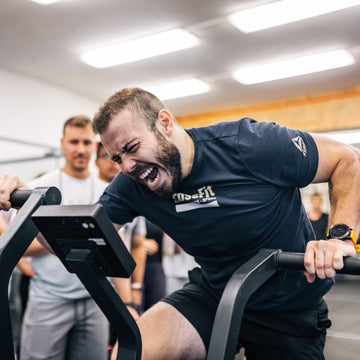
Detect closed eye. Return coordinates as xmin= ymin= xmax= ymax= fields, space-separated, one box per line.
xmin=111 ymin=142 xmax=139 ymax=164
xmin=127 ymin=143 xmax=139 ymax=153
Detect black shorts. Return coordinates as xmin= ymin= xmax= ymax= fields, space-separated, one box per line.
xmin=162 ymin=267 xmax=332 ymax=360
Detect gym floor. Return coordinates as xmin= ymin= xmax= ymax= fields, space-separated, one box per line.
xmin=235 ymin=275 xmax=360 ymax=360
xmin=324 ymin=275 xmax=360 ymax=360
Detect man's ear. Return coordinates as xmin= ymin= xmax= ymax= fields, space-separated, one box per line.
xmin=157 ymin=109 xmax=174 ymax=136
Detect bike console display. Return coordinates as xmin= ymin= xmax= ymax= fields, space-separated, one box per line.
xmin=31 ymin=203 xmax=135 ymax=278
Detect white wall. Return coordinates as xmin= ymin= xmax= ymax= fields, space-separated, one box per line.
xmin=0 ymin=69 xmax=101 ymax=181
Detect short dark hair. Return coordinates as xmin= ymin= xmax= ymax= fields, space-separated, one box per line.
xmin=93 ymin=88 xmax=165 ymax=134
xmin=63 ymin=115 xmax=92 ymax=136
xmin=96 ymin=142 xmax=105 ymax=158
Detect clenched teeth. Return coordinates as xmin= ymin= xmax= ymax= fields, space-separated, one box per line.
xmin=140 ymin=167 xmax=154 ymax=180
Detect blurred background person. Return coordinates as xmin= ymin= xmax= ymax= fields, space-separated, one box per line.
xmin=307 ymin=191 xmax=329 ymax=240
xmin=140 ymin=219 xmax=167 ymax=312
xmin=162 ymin=235 xmax=198 ymax=295
xmin=20 ymin=115 xmax=109 ymax=360
xmin=95 ymin=142 xmax=121 ymax=184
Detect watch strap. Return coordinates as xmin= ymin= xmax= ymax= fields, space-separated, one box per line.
xmin=327 ymin=227 xmax=360 ymax=253
xmin=131 ymin=282 xmax=143 ymax=290
xmin=347 ymin=229 xmax=360 ymax=253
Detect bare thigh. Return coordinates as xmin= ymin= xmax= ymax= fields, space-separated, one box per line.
xmin=138 ymin=301 xmax=206 ymax=360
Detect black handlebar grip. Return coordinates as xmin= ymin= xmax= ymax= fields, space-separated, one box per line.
xmin=9 ymin=189 xmax=33 ymax=208
xmin=9 ymin=187 xmax=62 ymax=208
xmin=277 ymin=251 xmax=360 ymax=275
xmin=40 ymin=187 xmax=62 ymax=205
xmin=277 ymin=252 xmax=304 ymax=270
xmin=338 ymin=256 xmax=360 ymax=275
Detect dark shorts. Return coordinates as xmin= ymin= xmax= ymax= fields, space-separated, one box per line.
xmin=162 ymin=267 xmax=332 ymax=360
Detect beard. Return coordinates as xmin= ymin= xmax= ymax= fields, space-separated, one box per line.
xmin=129 ymin=129 xmax=183 ymax=198
xmin=153 ymin=137 xmax=182 ymax=198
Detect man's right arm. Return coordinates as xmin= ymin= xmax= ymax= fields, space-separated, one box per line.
xmin=24 ymin=236 xmax=52 ymax=256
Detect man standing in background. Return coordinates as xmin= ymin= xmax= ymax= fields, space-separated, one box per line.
xmin=95 ymin=142 xmax=122 ymax=184
xmin=20 ymin=115 xmax=109 ymax=360
xmin=307 ymin=191 xmax=329 ymax=240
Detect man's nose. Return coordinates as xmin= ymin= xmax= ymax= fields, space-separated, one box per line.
xmin=121 ymin=157 xmax=136 ymax=174
xmin=76 ymin=142 xmax=87 ymax=153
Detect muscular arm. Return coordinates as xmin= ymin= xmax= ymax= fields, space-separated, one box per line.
xmin=312 ymin=133 xmax=360 ymax=232
xmin=304 ymin=134 xmax=360 ymax=282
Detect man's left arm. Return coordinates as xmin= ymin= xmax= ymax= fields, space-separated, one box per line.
xmin=304 ymin=133 xmax=360 ymax=282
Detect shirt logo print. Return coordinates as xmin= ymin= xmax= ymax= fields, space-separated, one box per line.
xmin=172 ymin=185 xmax=219 ymax=212
xmin=291 ymin=136 xmax=307 ymax=157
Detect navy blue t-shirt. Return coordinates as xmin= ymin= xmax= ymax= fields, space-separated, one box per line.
xmin=99 ymin=118 xmax=333 ymax=311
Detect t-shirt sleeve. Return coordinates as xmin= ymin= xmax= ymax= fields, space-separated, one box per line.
xmin=98 ymin=173 xmax=138 ymax=225
xmin=132 ymin=216 xmax=147 ymax=236
xmin=238 ymin=118 xmax=318 ymax=188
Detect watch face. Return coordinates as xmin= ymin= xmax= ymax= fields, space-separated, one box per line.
xmin=331 ymin=224 xmax=350 ymax=238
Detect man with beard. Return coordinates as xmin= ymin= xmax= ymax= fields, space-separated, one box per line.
xmin=18 ymin=116 xmax=110 ymax=360
xmin=93 ymin=88 xmax=360 ymax=360
xmin=1 ymin=88 xmax=360 ymax=360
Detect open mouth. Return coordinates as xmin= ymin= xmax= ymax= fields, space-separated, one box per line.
xmin=139 ymin=166 xmax=159 ymax=187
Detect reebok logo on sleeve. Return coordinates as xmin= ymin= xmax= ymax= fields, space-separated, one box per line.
xmin=292 ymin=136 xmax=307 ymax=157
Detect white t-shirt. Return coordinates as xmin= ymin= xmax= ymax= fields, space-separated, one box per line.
xmin=119 ymin=216 xmax=146 ymax=249
xmin=28 ymin=169 xmax=107 ymax=302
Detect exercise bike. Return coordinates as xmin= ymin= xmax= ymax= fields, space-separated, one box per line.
xmin=1 ymin=188 xmax=359 ymax=360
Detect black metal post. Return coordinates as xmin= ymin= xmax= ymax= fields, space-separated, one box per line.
xmin=208 ymin=249 xmax=360 ymax=360
xmin=0 ymin=187 xmax=61 ymax=360
xmin=65 ymin=249 xmax=142 ymax=360
xmin=207 ymin=249 xmax=280 ymax=360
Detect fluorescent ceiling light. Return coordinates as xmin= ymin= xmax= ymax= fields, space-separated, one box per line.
xmin=81 ymin=28 xmax=199 ymax=68
xmin=144 ymin=79 xmax=210 ymax=101
xmin=233 ymin=49 xmax=355 ymax=85
xmin=29 ymin=0 xmax=61 ymax=4
xmin=228 ymin=0 xmax=360 ymax=33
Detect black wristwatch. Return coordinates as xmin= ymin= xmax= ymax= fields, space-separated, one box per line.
xmin=327 ymin=223 xmax=353 ymax=240
xmin=327 ymin=223 xmax=359 ymax=252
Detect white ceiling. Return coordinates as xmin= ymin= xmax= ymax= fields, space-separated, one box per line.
xmin=1 ymin=0 xmax=360 ymax=117
xmin=1 ymin=0 xmax=360 ymax=176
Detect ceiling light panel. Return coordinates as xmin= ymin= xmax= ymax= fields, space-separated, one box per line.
xmin=29 ymin=0 xmax=61 ymax=4
xmin=233 ymin=49 xmax=355 ymax=85
xmin=228 ymin=0 xmax=360 ymax=33
xmin=144 ymin=79 xmax=210 ymax=101
xmin=81 ymin=28 xmax=199 ymax=68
